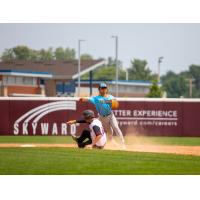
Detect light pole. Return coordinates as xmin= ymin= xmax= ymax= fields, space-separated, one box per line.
xmin=78 ymin=39 xmax=85 ymax=97
xmin=157 ymin=56 xmax=164 ymax=82
xmin=111 ymin=35 xmax=119 ymax=97
xmin=186 ymin=78 xmax=195 ymax=98
xmin=125 ymin=68 xmax=129 ymax=81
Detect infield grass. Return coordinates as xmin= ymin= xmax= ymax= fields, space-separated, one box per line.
xmin=1 ymin=136 xmax=200 ymax=175
xmin=1 ymin=136 xmax=200 ymax=146
xmin=0 ymin=147 xmax=200 ymax=175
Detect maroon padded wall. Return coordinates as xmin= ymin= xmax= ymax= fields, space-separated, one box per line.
xmin=0 ymin=98 xmax=200 ymax=136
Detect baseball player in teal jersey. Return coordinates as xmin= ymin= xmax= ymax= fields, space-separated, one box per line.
xmin=80 ymin=82 xmax=126 ymax=148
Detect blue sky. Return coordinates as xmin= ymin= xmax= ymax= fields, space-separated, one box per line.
xmin=0 ymin=23 xmax=200 ymax=75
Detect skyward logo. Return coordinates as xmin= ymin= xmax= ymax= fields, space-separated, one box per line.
xmin=13 ymin=101 xmax=76 ymax=135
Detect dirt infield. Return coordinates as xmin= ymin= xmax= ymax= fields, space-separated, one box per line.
xmin=1 ymin=143 xmax=200 ymax=156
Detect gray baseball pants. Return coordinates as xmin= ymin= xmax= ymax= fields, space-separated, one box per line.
xmin=98 ymin=112 xmax=125 ymax=144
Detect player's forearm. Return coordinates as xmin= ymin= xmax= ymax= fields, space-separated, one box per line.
xmin=92 ymin=135 xmax=102 ymax=146
xmin=76 ymin=119 xmax=87 ymax=123
xmin=66 ymin=119 xmax=86 ymax=124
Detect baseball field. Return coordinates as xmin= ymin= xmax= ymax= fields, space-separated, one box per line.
xmin=0 ymin=136 xmax=200 ymax=175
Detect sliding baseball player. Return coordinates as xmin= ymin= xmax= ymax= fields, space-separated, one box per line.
xmin=67 ymin=110 xmax=107 ymax=149
xmin=79 ymin=82 xmax=126 ymax=149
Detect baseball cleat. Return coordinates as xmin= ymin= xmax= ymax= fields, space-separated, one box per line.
xmin=110 ymin=138 xmax=119 ymax=146
xmin=121 ymin=144 xmax=127 ymax=150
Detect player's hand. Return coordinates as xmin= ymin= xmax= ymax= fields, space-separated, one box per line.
xmin=79 ymin=98 xmax=88 ymax=102
xmin=66 ymin=120 xmax=76 ymax=125
xmin=79 ymin=98 xmax=84 ymax=102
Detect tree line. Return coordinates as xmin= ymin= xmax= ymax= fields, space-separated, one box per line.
xmin=0 ymin=45 xmax=93 ymax=61
xmin=1 ymin=45 xmax=199 ymax=98
xmin=161 ymin=65 xmax=200 ymax=98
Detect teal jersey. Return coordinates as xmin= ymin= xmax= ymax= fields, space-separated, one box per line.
xmin=89 ymin=95 xmax=115 ymax=116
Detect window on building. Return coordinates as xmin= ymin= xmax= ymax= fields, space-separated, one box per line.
xmin=40 ymin=79 xmax=44 ymax=85
xmin=2 ymin=76 xmax=8 ymax=84
xmin=3 ymin=76 xmax=37 ymax=86
xmin=8 ymin=76 xmax=15 ymax=84
xmin=56 ymin=81 xmax=75 ymax=96
xmin=16 ymin=77 xmax=23 ymax=85
xmin=22 ymin=77 xmax=37 ymax=85
xmin=56 ymin=82 xmax=64 ymax=94
xmin=23 ymin=77 xmax=32 ymax=85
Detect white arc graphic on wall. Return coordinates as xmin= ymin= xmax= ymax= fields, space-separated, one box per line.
xmin=15 ymin=101 xmax=76 ymax=124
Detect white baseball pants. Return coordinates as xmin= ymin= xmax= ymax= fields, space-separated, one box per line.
xmin=98 ymin=112 xmax=125 ymax=144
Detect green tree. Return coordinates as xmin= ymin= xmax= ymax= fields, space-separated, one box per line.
xmin=54 ymin=47 xmax=76 ymax=60
xmin=82 ymin=65 xmax=126 ymax=80
xmin=12 ymin=46 xmax=33 ymax=60
xmin=107 ymin=57 xmax=122 ymax=67
xmin=107 ymin=57 xmax=115 ymax=66
xmin=81 ymin=57 xmax=126 ymax=80
xmin=38 ymin=48 xmax=54 ymax=61
xmin=1 ymin=46 xmax=41 ymax=61
xmin=188 ymin=65 xmax=200 ymax=96
xmin=1 ymin=46 xmax=76 ymax=61
xmin=29 ymin=49 xmax=40 ymax=61
xmin=147 ymin=80 xmax=163 ymax=98
xmin=65 ymin=48 xmax=76 ymax=60
xmin=1 ymin=48 xmax=15 ymax=61
xmin=54 ymin=47 xmax=66 ymax=60
xmin=161 ymin=71 xmax=188 ymax=98
xmin=94 ymin=65 xmax=126 ymax=80
xmin=81 ymin=54 xmax=93 ymax=60
xmin=128 ymin=59 xmax=152 ymax=81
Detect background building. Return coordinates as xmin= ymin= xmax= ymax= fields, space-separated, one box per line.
xmin=0 ymin=60 xmax=105 ymax=97
xmin=0 ymin=60 xmax=155 ymax=97
xmin=0 ymin=69 xmax=51 ymax=97
xmin=79 ymin=80 xmax=155 ymax=97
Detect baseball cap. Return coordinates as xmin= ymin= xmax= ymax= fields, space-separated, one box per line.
xmin=83 ymin=110 xmax=95 ymax=119
xmin=99 ymin=82 xmax=107 ymax=88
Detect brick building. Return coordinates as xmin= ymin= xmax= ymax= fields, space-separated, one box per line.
xmin=0 ymin=60 xmax=105 ymax=97
xmin=0 ymin=69 xmax=51 ymax=97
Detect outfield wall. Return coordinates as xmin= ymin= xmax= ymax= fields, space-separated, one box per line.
xmin=0 ymin=97 xmax=200 ymax=136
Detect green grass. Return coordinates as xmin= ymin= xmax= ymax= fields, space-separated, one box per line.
xmin=1 ymin=136 xmax=200 ymax=146
xmin=0 ymin=136 xmax=200 ymax=175
xmin=0 ymin=136 xmax=73 ymax=143
xmin=0 ymin=147 xmax=200 ymax=175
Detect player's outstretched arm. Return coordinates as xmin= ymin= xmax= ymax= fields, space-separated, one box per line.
xmin=66 ymin=119 xmax=87 ymax=125
xmin=66 ymin=120 xmax=77 ymax=125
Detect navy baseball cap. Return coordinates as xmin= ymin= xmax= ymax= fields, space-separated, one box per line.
xmin=99 ymin=82 xmax=107 ymax=88
xmin=83 ymin=110 xmax=95 ymax=119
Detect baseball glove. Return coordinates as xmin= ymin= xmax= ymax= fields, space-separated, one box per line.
xmin=111 ymin=99 xmax=119 ymax=109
